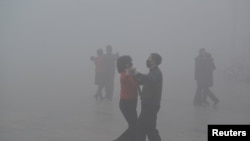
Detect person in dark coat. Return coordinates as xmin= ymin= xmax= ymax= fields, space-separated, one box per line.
xmin=194 ymin=48 xmax=219 ymax=106
xmin=90 ymin=49 xmax=106 ymax=101
xmin=114 ymin=55 xmax=138 ymax=141
xmin=131 ymin=53 xmax=163 ymax=141
xmin=103 ymin=45 xmax=119 ymax=100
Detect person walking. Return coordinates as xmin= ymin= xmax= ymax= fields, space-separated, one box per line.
xmin=194 ymin=48 xmax=219 ymax=106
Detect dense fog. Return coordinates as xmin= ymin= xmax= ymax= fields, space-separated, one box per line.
xmin=1 ymin=0 xmax=250 ymax=141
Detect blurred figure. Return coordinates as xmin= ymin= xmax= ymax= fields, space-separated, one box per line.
xmin=114 ymin=55 xmax=138 ymax=141
xmin=90 ymin=49 xmax=106 ymax=101
xmin=133 ymin=53 xmax=163 ymax=141
xmin=104 ymin=45 xmax=119 ymax=100
xmin=194 ymin=48 xmax=219 ymax=106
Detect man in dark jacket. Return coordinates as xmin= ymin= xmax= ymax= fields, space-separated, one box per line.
xmin=133 ymin=53 xmax=163 ymax=141
xmin=104 ymin=45 xmax=119 ymax=100
xmin=194 ymin=48 xmax=219 ymax=106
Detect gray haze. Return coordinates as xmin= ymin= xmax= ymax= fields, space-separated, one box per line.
xmin=1 ymin=0 xmax=250 ymax=141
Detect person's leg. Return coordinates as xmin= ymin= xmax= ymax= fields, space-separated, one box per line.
xmin=146 ymin=107 xmax=161 ymax=141
xmin=136 ymin=110 xmax=147 ymax=141
xmin=194 ymin=81 xmax=203 ymax=105
xmin=204 ymin=87 xmax=219 ymax=105
xmin=109 ymin=76 xmax=115 ymax=100
xmin=115 ymin=100 xmax=130 ymax=141
xmin=127 ymin=100 xmax=137 ymax=141
xmin=104 ymin=73 xmax=115 ymax=100
xmin=94 ymin=85 xmax=100 ymax=101
xmin=115 ymin=99 xmax=137 ymax=141
xmin=104 ymin=78 xmax=111 ymax=100
xmin=201 ymin=86 xmax=210 ymax=105
xmin=95 ymin=84 xmax=104 ymax=101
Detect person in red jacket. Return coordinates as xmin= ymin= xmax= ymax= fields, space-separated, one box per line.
xmin=90 ymin=49 xmax=106 ymax=101
xmin=114 ymin=55 xmax=138 ymax=141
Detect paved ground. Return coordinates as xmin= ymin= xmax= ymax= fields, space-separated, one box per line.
xmin=0 ymin=74 xmax=249 ymax=141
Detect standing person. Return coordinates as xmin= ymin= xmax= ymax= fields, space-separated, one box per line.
xmin=114 ymin=55 xmax=138 ymax=141
xmin=90 ymin=49 xmax=106 ymax=101
xmin=104 ymin=45 xmax=119 ymax=100
xmin=194 ymin=48 xmax=219 ymax=106
xmin=132 ymin=53 xmax=163 ymax=141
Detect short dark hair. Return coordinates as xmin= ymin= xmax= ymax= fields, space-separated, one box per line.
xmin=97 ymin=48 xmax=103 ymax=55
xmin=199 ymin=48 xmax=206 ymax=54
xmin=106 ymin=45 xmax=112 ymax=52
xmin=151 ymin=53 xmax=162 ymax=65
xmin=117 ymin=55 xmax=132 ymax=73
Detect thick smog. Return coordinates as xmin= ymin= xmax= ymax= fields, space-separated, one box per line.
xmin=1 ymin=0 xmax=250 ymax=141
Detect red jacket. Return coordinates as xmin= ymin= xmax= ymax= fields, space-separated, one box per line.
xmin=120 ymin=71 xmax=138 ymax=100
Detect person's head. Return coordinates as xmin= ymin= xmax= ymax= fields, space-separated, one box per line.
xmin=146 ymin=53 xmax=162 ymax=69
xmin=199 ymin=48 xmax=206 ymax=57
xmin=117 ymin=55 xmax=133 ymax=73
xmin=206 ymin=52 xmax=211 ymax=58
xmin=106 ymin=45 xmax=112 ymax=54
xmin=97 ymin=48 xmax=103 ymax=56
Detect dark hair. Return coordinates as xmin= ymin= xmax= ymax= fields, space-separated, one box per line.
xmin=97 ymin=48 xmax=103 ymax=55
xmin=117 ymin=55 xmax=132 ymax=73
xmin=106 ymin=45 xmax=112 ymax=52
xmin=151 ymin=53 xmax=162 ymax=65
xmin=199 ymin=48 xmax=206 ymax=54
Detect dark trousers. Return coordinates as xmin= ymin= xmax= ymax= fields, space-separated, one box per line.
xmin=194 ymin=82 xmax=204 ymax=105
xmin=136 ymin=105 xmax=161 ymax=141
xmin=194 ymin=82 xmax=219 ymax=105
xmin=95 ymin=84 xmax=104 ymax=100
xmin=203 ymin=87 xmax=219 ymax=103
xmin=104 ymin=76 xmax=114 ymax=100
xmin=115 ymin=99 xmax=137 ymax=141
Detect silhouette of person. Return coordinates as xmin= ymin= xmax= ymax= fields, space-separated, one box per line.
xmin=114 ymin=55 xmax=138 ymax=141
xmin=90 ymin=49 xmax=106 ymax=101
xmin=194 ymin=48 xmax=219 ymax=106
xmin=132 ymin=53 xmax=163 ymax=141
xmin=103 ymin=45 xmax=119 ymax=100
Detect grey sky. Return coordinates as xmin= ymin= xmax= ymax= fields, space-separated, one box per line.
xmin=1 ymin=0 xmax=250 ymax=92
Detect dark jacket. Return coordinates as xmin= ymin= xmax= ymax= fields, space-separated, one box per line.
xmin=104 ymin=53 xmax=119 ymax=77
xmin=195 ymin=53 xmax=215 ymax=87
xmin=136 ymin=67 xmax=163 ymax=109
